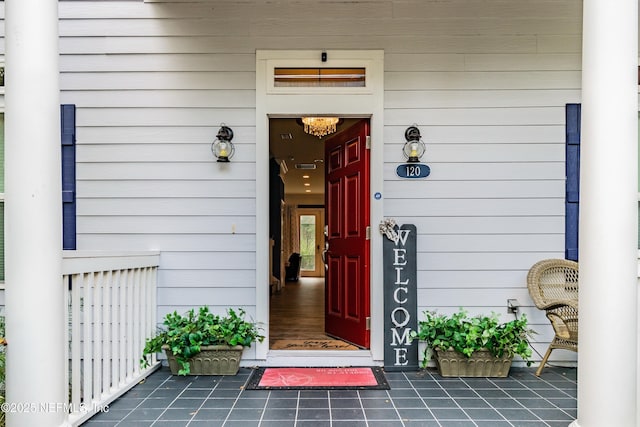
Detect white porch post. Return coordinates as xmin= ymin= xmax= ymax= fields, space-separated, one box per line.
xmin=4 ymin=2 xmax=65 ymax=427
xmin=574 ymin=0 xmax=638 ymax=426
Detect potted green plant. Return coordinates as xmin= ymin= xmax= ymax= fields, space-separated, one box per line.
xmin=410 ymin=308 xmax=533 ymax=377
xmin=141 ymin=306 xmax=264 ymax=376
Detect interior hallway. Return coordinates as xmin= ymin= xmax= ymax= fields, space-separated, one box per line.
xmin=270 ymin=277 xmax=327 ymax=342
xmin=269 ymin=277 xmax=357 ymax=349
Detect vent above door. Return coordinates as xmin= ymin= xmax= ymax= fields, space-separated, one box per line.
xmin=295 ymin=163 xmax=317 ymax=170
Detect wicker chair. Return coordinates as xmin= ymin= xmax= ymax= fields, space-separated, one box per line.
xmin=526 ymin=258 xmax=579 ymax=376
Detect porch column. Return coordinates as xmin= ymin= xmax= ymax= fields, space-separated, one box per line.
xmin=574 ymin=0 xmax=638 ymax=426
xmin=4 ymin=2 xmax=65 ymax=427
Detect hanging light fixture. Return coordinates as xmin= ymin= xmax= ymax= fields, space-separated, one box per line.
xmin=211 ymin=124 xmax=235 ymax=162
xmin=402 ymin=125 xmax=426 ymax=163
xmin=301 ymin=116 xmax=339 ymax=138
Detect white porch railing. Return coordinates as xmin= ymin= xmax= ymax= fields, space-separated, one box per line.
xmin=62 ymin=251 xmax=161 ymax=426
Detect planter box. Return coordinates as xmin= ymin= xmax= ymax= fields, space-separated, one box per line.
xmin=163 ymin=345 xmax=244 ymax=375
xmin=435 ymin=348 xmax=513 ymax=377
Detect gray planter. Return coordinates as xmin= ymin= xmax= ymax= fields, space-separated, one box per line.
xmin=435 ymin=348 xmax=513 ymax=377
xmin=163 ymin=344 xmax=244 ymax=375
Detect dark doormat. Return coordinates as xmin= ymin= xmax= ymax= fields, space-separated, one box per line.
xmin=245 ymin=366 xmax=390 ymax=390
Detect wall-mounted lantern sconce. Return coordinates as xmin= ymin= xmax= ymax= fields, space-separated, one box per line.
xmin=211 ymin=124 xmax=235 ymax=162
xmin=402 ymin=125 xmax=426 ymax=163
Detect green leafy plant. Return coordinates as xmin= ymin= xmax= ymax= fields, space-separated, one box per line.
xmin=141 ymin=306 xmax=264 ymax=375
xmin=410 ymin=308 xmax=534 ymax=368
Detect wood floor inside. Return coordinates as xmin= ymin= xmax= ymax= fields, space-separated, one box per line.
xmin=269 ymin=277 xmax=358 ymax=350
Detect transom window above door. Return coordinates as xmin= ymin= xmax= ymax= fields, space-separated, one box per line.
xmin=274 ymin=68 xmax=366 ymax=88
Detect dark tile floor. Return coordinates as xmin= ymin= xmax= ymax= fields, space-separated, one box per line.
xmin=83 ymin=366 xmax=577 ymax=427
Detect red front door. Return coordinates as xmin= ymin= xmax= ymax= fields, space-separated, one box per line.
xmin=324 ymin=119 xmax=370 ymax=348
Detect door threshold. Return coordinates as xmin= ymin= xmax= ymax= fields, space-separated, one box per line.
xmin=266 ymin=349 xmax=378 ymax=367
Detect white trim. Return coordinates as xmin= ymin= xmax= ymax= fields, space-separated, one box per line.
xmin=255 ymin=49 xmax=385 ymax=363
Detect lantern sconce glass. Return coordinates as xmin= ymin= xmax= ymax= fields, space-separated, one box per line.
xmin=211 ymin=124 xmax=235 ymax=162
xmin=402 ymin=125 xmax=426 ymax=163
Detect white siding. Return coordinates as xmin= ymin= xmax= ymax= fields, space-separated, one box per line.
xmin=3 ymin=0 xmax=583 ymax=363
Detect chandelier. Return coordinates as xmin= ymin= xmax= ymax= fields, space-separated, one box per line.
xmin=301 ymin=117 xmax=339 ymax=138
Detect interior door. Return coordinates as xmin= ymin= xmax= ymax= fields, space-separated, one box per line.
xmin=324 ymin=119 xmax=370 ymax=348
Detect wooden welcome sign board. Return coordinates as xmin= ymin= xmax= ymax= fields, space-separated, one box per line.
xmin=382 ymin=222 xmax=419 ymax=371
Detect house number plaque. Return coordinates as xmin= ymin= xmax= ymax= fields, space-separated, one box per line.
xmin=396 ymin=163 xmax=430 ymax=179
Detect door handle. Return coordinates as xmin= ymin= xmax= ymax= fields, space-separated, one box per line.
xmin=321 ymin=241 xmax=329 ymax=271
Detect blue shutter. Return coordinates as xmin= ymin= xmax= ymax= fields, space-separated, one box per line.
xmin=565 ymin=104 xmax=581 ymax=261
xmin=61 ymin=104 xmax=76 ymax=250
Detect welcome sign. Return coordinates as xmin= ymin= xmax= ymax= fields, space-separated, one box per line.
xmin=381 ymin=221 xmax=418 ymax=371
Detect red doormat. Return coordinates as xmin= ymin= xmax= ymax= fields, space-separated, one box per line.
xmin=245 ymin=367 xmax=389 ymax=390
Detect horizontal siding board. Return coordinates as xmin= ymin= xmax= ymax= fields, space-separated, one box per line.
xmin=384 ymin=180 xmax=564 ymax=199
xmin=384 ymin=107 xmax=566 ymax=126
xmin=383 ymin=143 xmax=565 ymax=162
xmin=463 ymin=54 xmax=581 ymax=71
xmin=385 ymin=53 xmax=581 ymax=72
xmin=158 ymin=269 xmax=256 ymax=288
xmin=77 ymin=180 xmax=256 ymax=198
xmin=77 ymin=126 xmax=257 ymax=144
xmin=385 ymin=71 xmax=581 ymax=90
xmin=419 ymin=270 xmax=528 ymax=288
xmin=416 ymin=251 xmax=565 ymax=271
xmin=384 ymin=198 xmax=564 ymax=216
xmin=537 ymin=35 xmax=582 ymax=53
xmin=77 ymin=215 xmax=256 ymax=234
xmin=60 ymin=72 xmax=255 ymax=90
xmin=417 ymin=287 xmax=533 ymax=310
xmin=385 ymin=89 xmax=581 ymax=109
xmin=382 ymin=125 xmax=565 ymax=144
xmin=418 ymin=234 xmax=564 ymax=253
xmin=63 ymin=89 xmax=256 ymax=108
xmin=77 ymin=145 xmax=256 ymax=163
xmin=160 ymin=251 xmax=256 ymax=270
xmin=77 ymin=162 xmax=258 ymax=180
xmin=393 ymin=216 xmax=564 ymax=235
xmin=59 ymin=35 xmax=540 ymax=55
xmin=76 ymin=108 xmax=255 ymax=127
xmin=60 ymin=18 xmax=245 ymax=37
xmin=78 ymin=234 xmax=256 ymax=252
xmin=59 ymin=2 xmax=182 ymax=19
xmin=157 ymin=287 xmax=256 ymax=307
xmin=249 ymin=18 xmax=580 ymax=38
xmin=384 ymin=163 xmax=565 ymax=181
xmin=58 ymin=17 xmax=579 ymax=38
xmin=60 ymin=2 xmax=394 ymax=20
xmin=391 ymin=1 xmax=582 ymax=19
xmin=60 ymin=53 xmax=257 ymax=72
xmin=77 ymin=198 xmax=256 ymax=216
xmin=112 ymin=0 xmax=581 ymax=21
xmin=384 ymin=54 xmax=466 ymax=72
